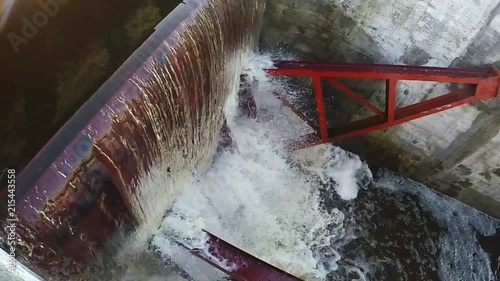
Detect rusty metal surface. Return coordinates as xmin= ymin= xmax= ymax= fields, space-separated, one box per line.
xmin=182 ymin=231 xmax=303 ymax=281
xmin=268 ymin=61 xmax=497 ymax=82
xmin=5 ymin=159 xmax=135 ymax=278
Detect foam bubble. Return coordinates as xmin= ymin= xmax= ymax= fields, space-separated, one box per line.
xmin=293 ymin=145 xmax=372 ymax=201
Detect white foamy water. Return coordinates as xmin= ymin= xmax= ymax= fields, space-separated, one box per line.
xmin=151 ymin=53 xmax=372 ymax=280
xmin=0 ymin=249 xmax=43 ymax=281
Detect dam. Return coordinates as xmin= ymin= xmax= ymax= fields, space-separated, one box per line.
xmin=0 ymin=0 xmax=499 ymax=280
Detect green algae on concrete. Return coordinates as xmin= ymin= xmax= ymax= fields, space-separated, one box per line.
xmin=124 ymin=1 xmax=162 ymax=47
xmin=55 ymin=40 xmax=111 ymax=125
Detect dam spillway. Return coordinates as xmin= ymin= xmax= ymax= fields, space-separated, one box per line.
xmin=0 ymin=1 xmax=495 ymax=280
xmin=2 ymin=0 xmax=266 ymax=279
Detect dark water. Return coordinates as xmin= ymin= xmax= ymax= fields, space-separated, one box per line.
xmin=0 ymin=0 xmax=181 ymax=172
xmin=320 ymin=165 xmax=500 ymax=281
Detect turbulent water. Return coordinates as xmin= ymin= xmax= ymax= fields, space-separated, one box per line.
xmin=146 ymin=53 xmax=500 ymax=281
xmin=1 ymin=50 xmax=499 ymax=281
xmin=148 ymin=53 xmax=369 ymax=280
xmin=1 ymin=1 xmax=498 ymax=280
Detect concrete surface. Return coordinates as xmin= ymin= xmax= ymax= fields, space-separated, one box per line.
xmin=260 ymin=0 xmax=500 ymax=217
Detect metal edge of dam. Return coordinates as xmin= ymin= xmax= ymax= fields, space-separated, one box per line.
xmin=15 ymin=2 xmax=199 ymax=203
xmin=3 ymin=0 xmax=265 ymax=279
xmin=9 ymin=1 xmax=200 ymax=278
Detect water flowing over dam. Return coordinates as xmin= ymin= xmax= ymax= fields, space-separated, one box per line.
xmin=146 ymin=54 xmax=499 ymax=281
xmin=2 ymin=0 xmax=266 ymax=279
xmin=1 ymin=1 xmax=500 ymax=281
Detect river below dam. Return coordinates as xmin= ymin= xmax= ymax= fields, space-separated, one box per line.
xmin=132 ymin=54 xmax=500 ymax=281
xmin=1 ymin=52 xmax=499 ymax=281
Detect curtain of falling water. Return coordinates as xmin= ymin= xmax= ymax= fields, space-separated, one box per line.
xmin=91 ymin=0 xmax=266 ymax=279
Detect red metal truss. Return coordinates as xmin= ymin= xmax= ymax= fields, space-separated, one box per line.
xmin=266 ymin=61 xmax=500 ymax=150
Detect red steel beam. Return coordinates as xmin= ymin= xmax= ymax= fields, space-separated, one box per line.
xmin=386 ymin=79 xmax=397 ymax=122
xmin=267 ymin=61 xmax=497 ymax=84
xmin=267 ymin=61 xmax=500 ymax=151
xmin=180 ymin=231 xmax=303 ymax=281
xmin=284 ymin=87 xmax=479 ymax=151
xmin=395 ymin=87 xmax=475 ymax=120
xmin=313 ymin=76 xmax=328 ymax=140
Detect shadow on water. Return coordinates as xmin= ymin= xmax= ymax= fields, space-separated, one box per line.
xmin=478 ymin=230 xmax=500 ymax=280
xmin=319 ymin=164 xmax=500 ymax=281
xmin=0 ymin=0 xmax=182 ymax=172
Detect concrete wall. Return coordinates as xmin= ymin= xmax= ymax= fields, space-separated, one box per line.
xmin=261 ymin=0 xmax=500 ymax=217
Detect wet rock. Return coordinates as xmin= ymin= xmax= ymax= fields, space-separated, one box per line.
xmin=218 ymin=73 xmax=260 ymax=153
xmin=217 ymin=118 xmax=238 ymax=153
xmin=477 ymin=229 xmax=500 ymax=280
xmin=238 ymin=74 xmax=257 ymax=119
